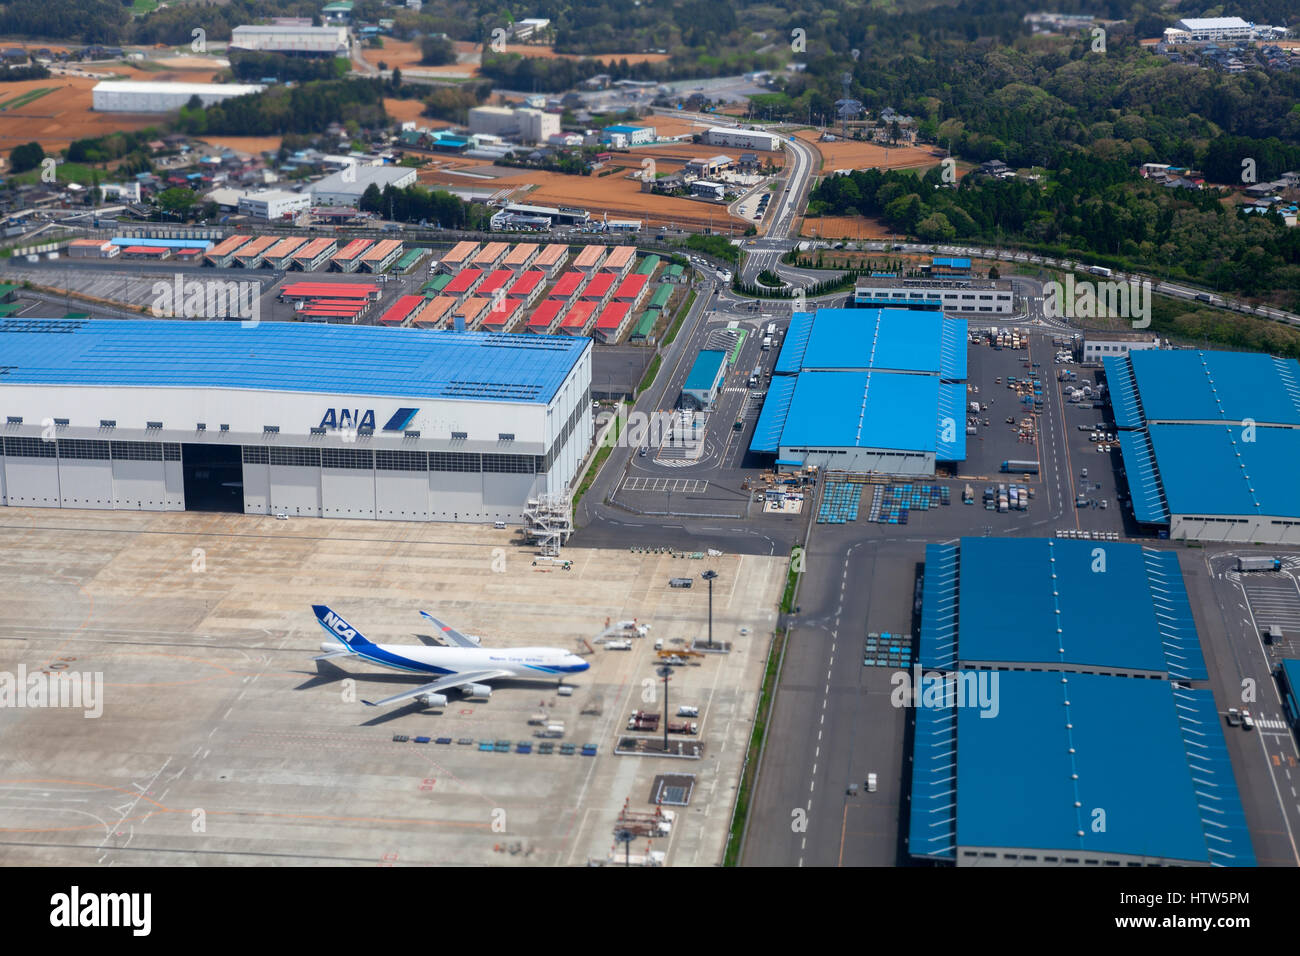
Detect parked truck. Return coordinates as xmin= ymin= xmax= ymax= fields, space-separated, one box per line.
xmin=1237 ymin=556 xmax=1282 ymax=572
xmin=1001 ymin=460 xmax=1039 ymax=474
xmin=667 ymin=720 xmax=699 ymax=735
xmin=627 ymin=710 xmax=661 ymax=731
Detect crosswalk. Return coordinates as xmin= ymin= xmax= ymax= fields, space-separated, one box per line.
xmin=1254 ymin=718 xmax=1290 ymax=731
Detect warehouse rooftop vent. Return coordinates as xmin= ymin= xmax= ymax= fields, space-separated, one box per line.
xmin=263 ymin=425 xmax=280 ymax=434
xmin=53 ymin=418 xmax=69 ymax=426
xmin=404 ymin=429 xmax=421 ymax=439
xmin=196 ymin=423 xmax=206 ymax=431
xmin=310 ymin=426 xmax=326 ymax=436
xmin=6 ymin=416 xmax=22 ymax=425
xmin=451 ymin=431 xmax=468 ymax=440
xmin=100 ymin=419 xmax=116 ymax=428
xmin=146 ymin=421 xmax=163 ymax=429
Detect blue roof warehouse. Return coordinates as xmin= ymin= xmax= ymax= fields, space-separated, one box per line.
xmin=750 ymin=307 xmax=967 ymax=476
xmin=0 ymin=320 xmax=593 ymax=524
xmin=911 ymin=537 xmax=1255 ymax=867
xmin=1105 ymin=348 xmax=1300 ymax=544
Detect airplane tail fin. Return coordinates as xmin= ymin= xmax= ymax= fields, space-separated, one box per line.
xmin=312 ymin=605 xmax=376 ymax=651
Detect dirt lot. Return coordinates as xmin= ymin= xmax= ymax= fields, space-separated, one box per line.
xmin=0 ymin=77 xmax=166 ymax=156
xmin=797 ymin=214 xmax=896 ymax=240
xmin=797 ymin=129 xmax=943 ymax=174
xmin=498 ymin=168 xmax=744 ymax=230
xmin=197 ymin=136 xmax=284 ymax=157
xmin=359 ymin=40 xmax=669 ymax=76
xmin=616 ymin=143 xmax=785 ymax=170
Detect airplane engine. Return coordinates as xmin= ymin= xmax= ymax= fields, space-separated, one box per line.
xmin=466 ymin=634 xmax=482 ymax=646
xmin=462 ymin=683 xmax=492 ymax=699
xmin=415 ymin=693 xmax=448 ymax=708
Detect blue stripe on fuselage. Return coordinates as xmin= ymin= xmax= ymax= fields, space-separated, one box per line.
xmin=315 ymin=618 xmax=451 ymax=675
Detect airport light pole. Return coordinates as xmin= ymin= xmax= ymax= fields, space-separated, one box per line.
xmin=614 ymin=827 xmax=634 ymax=867
xmin=702 ymin=569 xmax=718 ymax=649
xmin=658 ymin=665 xmax=673 ymax=753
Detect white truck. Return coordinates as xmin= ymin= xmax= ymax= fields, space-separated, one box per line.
xmin=605 ymin=639 xmax=632 ymax=650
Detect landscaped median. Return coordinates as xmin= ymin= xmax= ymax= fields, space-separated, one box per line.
xmin=723 ymin=546 xmax=803 ymax=865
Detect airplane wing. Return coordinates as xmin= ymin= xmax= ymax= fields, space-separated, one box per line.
xmin=313 ymin=649 xmax=354 ymax=661
xmin=362 ymin=670 xmax=508 ymax=708
xmin=418 ymin=610 xmax=481 ymax=648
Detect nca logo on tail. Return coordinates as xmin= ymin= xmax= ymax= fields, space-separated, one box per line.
xmin=323 ymin=611 xmax=356 ymax=640
xmin=319 ymin=408 xmax=419 ymax=431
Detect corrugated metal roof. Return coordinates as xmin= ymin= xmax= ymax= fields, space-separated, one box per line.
xmin=954 ymin=538 xmax=1200 ymax=675
xmin=0 ymin=319 xmax=587 ymax=404
xmin=780 ymin=371 xmax=941 ymax=452
xmin=918 ymin=543 xmax=959 ymax=670
xmin=1148 ymin=423 xmax=1300 ymax=519
xmin=1117 ymin=429 xmax=1171 ymax=524
xmin=955 ymin=672 xmax=1251 ymax=864
xmin=683 ymin=349 xmax=726 ymax=391
xmin=1103 ymin=354 xmax=1145 ymax=429
xmin=748 ymin=375 xmax=797 ymax=454
xmin=908 ymin=691 xmax=956 ymax=861
xmin=1129 ymin=349 xmax=1300 ymax=426
xmin=935 ymin=382 xmax=967 ymax=461
xmin=773 ymin=309 xmax=813 ymax=375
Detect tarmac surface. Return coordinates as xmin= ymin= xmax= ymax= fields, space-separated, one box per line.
xmin=0 ymin=509 xmax=784 ymax=866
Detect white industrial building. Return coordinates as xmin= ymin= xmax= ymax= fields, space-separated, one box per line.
xmin=468 ymin=106 xmax=559 ymax=145
xmin=701 ymin=127 xmax=784 ymax=152
xmin=92 ymin=81 xmax=266 ymax=113
xmin=854 ymin=278 xmax=1015 ymax=315
xmin=1080 ymin=331 xmax=1160 ymax=365
xmin=0 ymin=321 xmax=593 ymax=524
xmin=1169 ymin=17 xmax=1255 ymax=43
xmin=229 ymin=24 xmax=351 ymax=56
xmin=309 ymin=165 xmax=417 ymax=206
xmin=238 ymin=189 xmax=311 ymax=220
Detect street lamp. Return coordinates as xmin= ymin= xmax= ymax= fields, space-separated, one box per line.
xmin=614 ymin=827 xmax=635 ymax=867
xmin=656 ymin=664 xmax=676 ymax=753
xmin=701 ymin=569 xmax=718 ymax=649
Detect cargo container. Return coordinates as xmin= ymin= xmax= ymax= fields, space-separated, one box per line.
xmin=1237 ymin=556 xmax=1282 ymax=573
xmin=1000 ymin=460 xmax=1039 ymax=474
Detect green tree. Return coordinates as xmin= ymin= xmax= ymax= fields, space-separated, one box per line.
xmin=10 ymin=141 xmax=44 ymax=174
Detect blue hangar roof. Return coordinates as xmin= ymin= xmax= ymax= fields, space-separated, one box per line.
xmin=1147 ymin=423 xmax=1300 ymax=519
xmin=910 ymin=671 xmax=1256 ymax=865
xmin=0 ymin=319 xmax=590 ymax=404
xmin=919 ymin=538 xmax=1205 ymax=680
xmin=1105 ymin=349 xmax=1300 ymax=521
xmin=1123 ymin=349 xmax=1300 ymax=426
xmin=774 ymin=308 xmax=967 ymax=379
xmin=753 ymin=307 xmax=968 ymax=461
xmin=755 ymin=371 xmax=966 ymax=458
xmin=684 ymin=349 xmax=727 ymax=392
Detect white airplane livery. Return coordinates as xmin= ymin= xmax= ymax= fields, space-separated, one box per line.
xmin=312 ymin=605 xmax=590 ymax=708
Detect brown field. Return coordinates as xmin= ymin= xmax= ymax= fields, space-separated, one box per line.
xmin=615 ymin=143 xmax=785 ymax=170
xmin=643 ymin=113 xmax=714 ymax=139
xmin=0 ymin=77 xmax=164 ymax=155
xmin=493 ymin=168 xmax=745 ymax=230
xmin=196 ymin=136 xmax=283 ymax=156
xmin=357 ymin=39 xmax=669 ymax=76
xmin=797 ymin=129 xmax=943 ymax=173
xmin=384 ymin=97 xmax=451 ymax=126
xmin=797 ymin=214 xmax=896 ymax=240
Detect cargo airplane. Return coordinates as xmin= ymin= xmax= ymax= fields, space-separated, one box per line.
xmin=312 ymin=605 xmax=589 ymax=708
